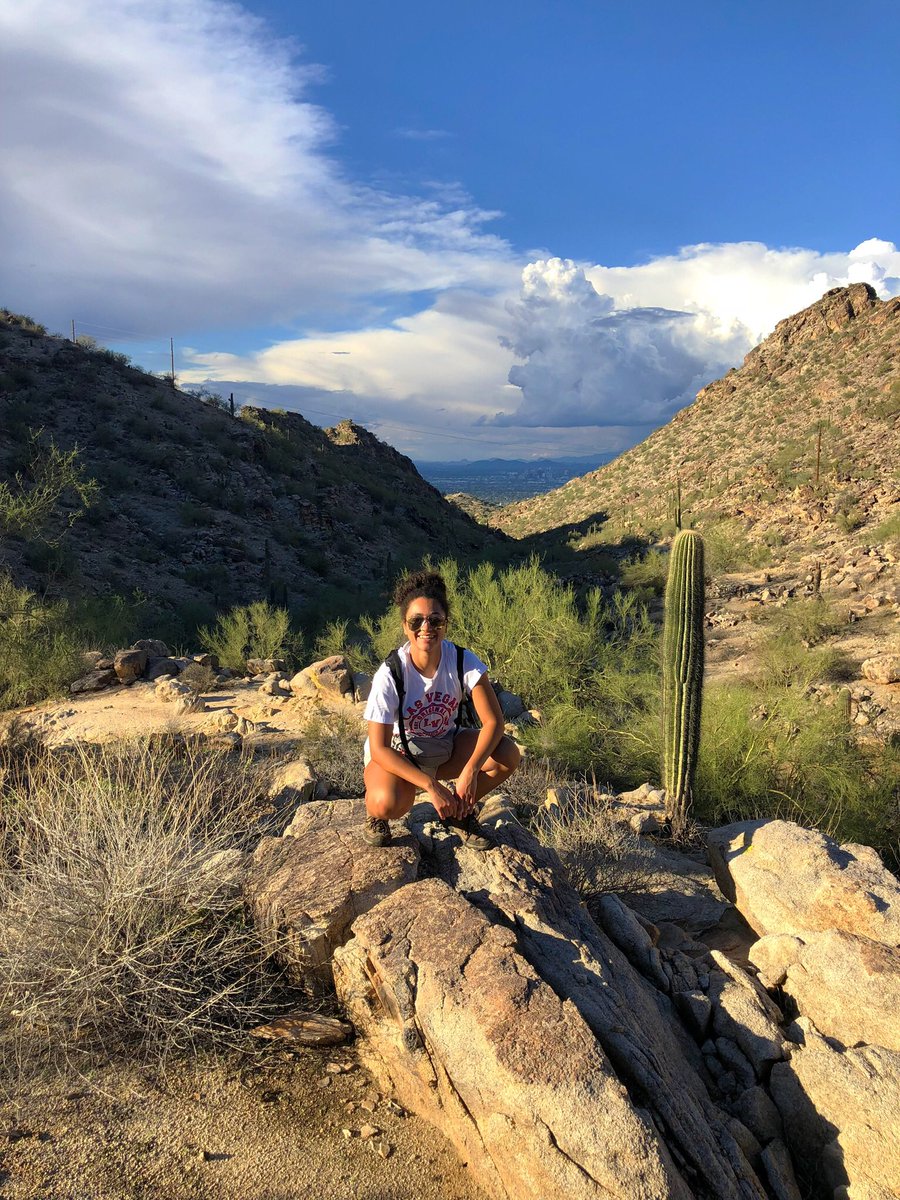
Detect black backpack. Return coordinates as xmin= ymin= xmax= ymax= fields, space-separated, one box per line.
xmin=385 ymin=643 xmax=479 ymax=764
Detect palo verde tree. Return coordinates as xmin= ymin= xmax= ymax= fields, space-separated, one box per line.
xmin=661 ymin=529 xmax=705 ymax=827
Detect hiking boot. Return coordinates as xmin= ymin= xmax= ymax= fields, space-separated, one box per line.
xmin=444 ymin=811 xmax=493 ymax=852
xmin=362 ymin=815 xmax=392 ymax=847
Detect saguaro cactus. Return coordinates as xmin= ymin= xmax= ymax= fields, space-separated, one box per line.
xmin=662 ymin=530 xmax=705 ymax=825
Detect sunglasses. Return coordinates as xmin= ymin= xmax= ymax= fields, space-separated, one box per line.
xmin=405 ymin=614 xmax=447 ymax=632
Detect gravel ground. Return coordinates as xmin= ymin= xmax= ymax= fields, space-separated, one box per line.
xmin=0 ymin=1044 xmax=486 ymax=1200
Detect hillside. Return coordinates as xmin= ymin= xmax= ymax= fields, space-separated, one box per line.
xmin=496 ymin=284 xmax=900 ymax=569
xmin=0 ymin=312 xmax=504 ymax=632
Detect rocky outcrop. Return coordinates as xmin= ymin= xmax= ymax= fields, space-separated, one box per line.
xmin=750 ymin=929 xmax=900 ymax=1052
xmin=770 ymin=1021 xmax=900 ymax=1200
xmin=861 ymin=654 xmax=900 ymax=684
xmin=334 ymin=877 xmax=691 ymax=1200
xmin=289 ymin=655 xmax=355 ymax=700
xmin=244 ymin=799 xmax=418 ymax=985
xmin=708 ymin=817 xmax=900 ymax=1200
xmin=707 ymin=819 xmax=900 ymax=943
xmin=244 ymin=800 xmax=900 ymax=1200
xmin=337 ymin=799 xmax=773 ymax=1200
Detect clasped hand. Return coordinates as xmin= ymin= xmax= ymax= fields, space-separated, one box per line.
xmin=427 ymin=770 xmax=477 ymax=821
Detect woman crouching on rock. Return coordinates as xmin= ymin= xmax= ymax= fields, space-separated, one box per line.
xmin=363 ymin=570 xmax=521 ymax=851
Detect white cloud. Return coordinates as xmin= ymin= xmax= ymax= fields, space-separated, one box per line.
xmin=4 ymin=1 xmax=896 ymax=460
xmin=185 ymin=239 xmax=899 ymax=455
xmin=0 ymin=0 xmax=510 ymax=332
xmin=488 ymin=258 xmax=736 ymax=428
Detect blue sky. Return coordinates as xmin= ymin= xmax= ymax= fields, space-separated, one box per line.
xmin=2 ymin=1 xmax=898 ymax=459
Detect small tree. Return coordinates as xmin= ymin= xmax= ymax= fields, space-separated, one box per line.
xmin=199 ymin=600 xmax=296 ymax=673
xmin=0 ymin=433 xmax=98 ymax=542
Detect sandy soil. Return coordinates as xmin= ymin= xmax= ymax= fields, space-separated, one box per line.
xmin=16 ymin=676 xmax=330 ymax=749
xmin=0 ymin=1043 xmax=485 ymax=1200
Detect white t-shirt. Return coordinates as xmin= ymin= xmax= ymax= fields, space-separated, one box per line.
xmin=364 ymin=640 xmax=487 ymax=741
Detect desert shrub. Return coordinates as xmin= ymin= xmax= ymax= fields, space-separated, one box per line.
xmin=871 ymin=380 xmax=900 ymax=420
xmin=301 ymin=709 xmax=365 ymax=797
xmin=311 ymin=618 xmax=371 ymax=673
xmin=0 ymin=436 xmax=98 ymax=540
xmin=179 ymin=662 xmax=219 ymax=697
xmin=199 ymin=601 xmax=297 ymax=673
xmin=754 ymin=635 xmax=847 ymax=690
xmin=695 ymin=684 xmax=899 ymax=853
xmin=0 ymin=575 xmax=84 ymax=708
xmin=871 ymin=510 xmax=900 ymax=549
xmin=530 ymin=794 xmax=663 ymax=903
xmin=0 ymin=740 xmax=293 ymax=1079
xmin=702 ymin=519 xmax=769 ymax=573
xmin=753 ymin=603 xmax=848 ymax=690
xmin=762 ymin=597 xmax=842 ymax=647
xmin=619 ymin=548 xmax=668 ymax=596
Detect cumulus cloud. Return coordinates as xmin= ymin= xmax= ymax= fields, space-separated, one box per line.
xmin=0 ymin=0 xmax=510 ymax=332
xmin=5 ymin=1 xmax=897 ymax=459
xmin=488 ymin=242 xmax=900 ymax=433
xmin=487 ymin=258 xmax=735 ymax=428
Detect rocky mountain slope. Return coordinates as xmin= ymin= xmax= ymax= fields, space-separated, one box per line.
xmin=496 ymin=284 xmax=900 ymax=573
xmin=0 ymin=312 xmax=503 ymax=628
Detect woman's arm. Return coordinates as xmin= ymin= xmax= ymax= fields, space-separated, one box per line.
xmin=368 ymin=721 xmax=459 ymax=817
xmin=454 ymin=675 xmax=504 ymax=809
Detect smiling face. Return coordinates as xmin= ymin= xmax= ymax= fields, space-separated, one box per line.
xmin=403 ymin=595 xmax=448 ymax=657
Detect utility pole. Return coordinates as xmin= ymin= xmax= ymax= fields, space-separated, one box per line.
xmin=169 ymin=337 xmax=175 ymax=388
xmin=71 ymin=319 xmax=76 ymax=344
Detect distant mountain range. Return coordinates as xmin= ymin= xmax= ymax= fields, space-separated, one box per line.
xmin=416 ymin=455 xmax=615 ymax=503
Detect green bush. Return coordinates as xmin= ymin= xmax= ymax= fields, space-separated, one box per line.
xmin=0 ymin=575 xmax=85 ymax=708
xmin=199 ymin=601 xmax=298 ymax=672
xmin=0 ymin=436 xmax=97 ymax=540
xmin=695 ymin=683 xmax=899 ymax=854
xmin=871 ymin=510 xmax=900 ymax=549
xmin=702 ymin=519 xmax=769 ymax=573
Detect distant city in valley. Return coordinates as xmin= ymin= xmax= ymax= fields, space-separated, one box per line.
xmin=415 ymin=455 xmax=614 ymax=504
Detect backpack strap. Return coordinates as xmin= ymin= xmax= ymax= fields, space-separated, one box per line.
xmin=385 ymin=649 xmax=418 ymax=763
xmin=455 ymin=643 xmax=466 ymax=731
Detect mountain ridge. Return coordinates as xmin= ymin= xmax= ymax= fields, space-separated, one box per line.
xmin=494 ymin=284 xmax=900 ymax=570
xmin=0 ymin=313 xmax=504 ymax=633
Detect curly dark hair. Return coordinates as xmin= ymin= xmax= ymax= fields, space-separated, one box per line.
xmin=393 ymin=570 xmax=450 ymax=619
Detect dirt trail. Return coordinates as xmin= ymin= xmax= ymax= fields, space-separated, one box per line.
xmin=0 ymin=1044 xmax=485 ymax=1200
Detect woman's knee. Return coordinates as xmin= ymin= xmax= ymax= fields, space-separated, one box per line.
xmin=493 ymin=735 xmax=522 ymax=774
xmin=364 ymin=777 xmax=416 ymax=819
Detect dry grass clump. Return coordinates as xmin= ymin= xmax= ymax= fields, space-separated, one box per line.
xmin=301 ymin=708 xmax=365 ymax=797
xmin=0 ymin=736 xmax=295 ymax=1083
xmin=530 ymin=791 xmax=661 ymax=902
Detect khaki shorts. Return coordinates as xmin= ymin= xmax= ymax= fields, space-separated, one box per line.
xmin=364 ymin=732 xmax=457 ymax=778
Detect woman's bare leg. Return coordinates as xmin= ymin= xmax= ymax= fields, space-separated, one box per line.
xmin=364 ymin=759 xmax=418 ymax=820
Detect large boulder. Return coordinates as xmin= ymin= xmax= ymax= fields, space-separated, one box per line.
xmin=70 ymin=667 xmax=116 ymax=694
xmin=393 ymin=800 xmax=769 ymax=1200
xmin=334 ymin=877 xmax=692 ymax=1200
xmin=290 ymin=655 xmax=354 ymax=699
xmin=706 ymin=819 xmax=900 ymax=944
xmin=131 ymin=638 xmax=170 ymax=658
xmin=114 ymin=648 xmax=148 ymax=683
xmin=770 ymin=1019 xmax=900 ymax=1200
xmin=270 ymin=758 xmax=317 ymax=813
xmin=244 ymin=799 xmax=418 ymax=986
xmin=750 ymin=929 xmax=900 ymax=1052
xmin=861 ymin=654 xmax=900 ymax=684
